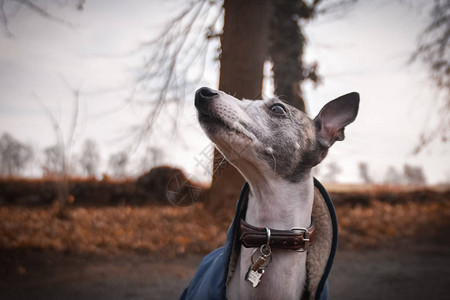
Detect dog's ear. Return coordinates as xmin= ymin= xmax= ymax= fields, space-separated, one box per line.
xmin=314 ymin=92 xmax=359 ymax=148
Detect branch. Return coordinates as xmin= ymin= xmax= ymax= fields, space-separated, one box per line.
xmin=59 ymin=75 xmax=82 ymax=152
xmin=0 ymin=0 xmax=12 ymax=37
xmin=11 ymin=0 xmax=75 ymax=26
xmin=34 ymin=92 xmax=65 ymax=152
xmin=0 ymin=0 xmax=79 ymax=36
xmin=411 ymin=0 xmax=450 ymax=91
xmin=127 ymin=0 xmax=223 ymax=145
xmin=316 ymin=0 xmax=358 ymax=17
xmin=410 ymin=0 xmax=449 ymax=153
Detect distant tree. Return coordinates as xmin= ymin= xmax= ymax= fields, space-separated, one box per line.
xmin=139 ymin=146 xmax=164 ymax=174
xmin=384 ymin=166 xmax=404 ymax=185
xmin=42 ymin=145 xmax=63 ymax=176
xmin=322 ymin=161 xmax=342 ymax=183
xmin=36 ymin=80 xmax=82 ymax=217
xmin=0 ymin=133 xmax=33 ymax=177
xmin=358 ymin=162 xmax=373 ymax=184
xmin=403 ymin=164 xmax=427 ymax=185
xmin=79 ymin=139 xmax=100 ymax=177
xmin=108 ymin=151 xmax=129 ymax=178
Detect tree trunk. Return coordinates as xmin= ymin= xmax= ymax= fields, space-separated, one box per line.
xmin=269 ymin=0 xmax=313 ymax=112
xmin=204 ymin=0 xmax=270 ymax=214
xmin=55 ymin=151 xmax=71 ymax=219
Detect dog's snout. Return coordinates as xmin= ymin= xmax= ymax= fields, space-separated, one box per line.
xmin=195 ymin=87 xmax=219 ymax=107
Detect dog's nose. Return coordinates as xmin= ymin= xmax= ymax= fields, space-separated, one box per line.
xmin=195 ymin=87 xmax=219 ymax=107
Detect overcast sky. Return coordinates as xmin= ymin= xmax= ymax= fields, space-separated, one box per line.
xmin=0 ymin=0 xmax=448 ymax=184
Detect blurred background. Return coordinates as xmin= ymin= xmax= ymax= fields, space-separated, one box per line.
xmin=0 ymin=0 xmax=449 ymax=299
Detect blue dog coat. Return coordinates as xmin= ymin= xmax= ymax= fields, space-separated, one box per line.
xmin=181 ymin=178 xmax=338 ymax=300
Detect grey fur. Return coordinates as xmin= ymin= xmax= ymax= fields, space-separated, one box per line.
xmin=248 ymin=99 xmax=321 ymax=182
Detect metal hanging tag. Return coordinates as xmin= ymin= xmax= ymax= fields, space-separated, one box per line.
xmin=245 ymin=227 xmax=272 ymax=288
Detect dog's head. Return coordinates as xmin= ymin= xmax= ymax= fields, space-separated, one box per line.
xmin=195 ymin=87 xmax=359 ymax=183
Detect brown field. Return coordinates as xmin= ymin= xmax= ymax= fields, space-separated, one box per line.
xmin=0 ymin=182 xmax=448 ymax=254
xmin=0 ymin=194 xmax=449 ymax=255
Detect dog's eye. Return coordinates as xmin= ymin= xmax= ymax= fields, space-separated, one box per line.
xmin=270 ymin=104 xmax=286 ymax=115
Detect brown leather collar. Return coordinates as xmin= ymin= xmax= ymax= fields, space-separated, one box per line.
xmin=239 ymin=219 xmax=315 ymax=251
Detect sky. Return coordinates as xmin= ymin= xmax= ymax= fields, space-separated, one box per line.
xmin=0 ymin=0 xmax=448 ymax=184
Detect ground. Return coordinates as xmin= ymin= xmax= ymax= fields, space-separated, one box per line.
xmin=329 ymin=239 xmax=450 ymax=300
xmin=1 ymin=234 xmax=449 ymax=300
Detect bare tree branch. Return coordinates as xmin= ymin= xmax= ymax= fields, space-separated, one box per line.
xmin=0 ymin=0 xmax=79 ymax=36
xmin=34 ymin=92 xmax=65 ymax=152
xmin=410 ymin=0 xmax=449 ymax=153
xmin=127 ymin=0 xmax=223 ymax=146
xmin=34 ymin=81 xmax=82 ymax=217
xmin=0 ymin=0 xmax=13 ymax=37
xmin=60 ymin=75 xmax=82 ymax=154
xmin=12 ymin=0 xmax=69 ymax=23
xmin=316 ymin=0 xmax=358 ymax=15
xmin=411 ymin=0 xmax=450 ymax=91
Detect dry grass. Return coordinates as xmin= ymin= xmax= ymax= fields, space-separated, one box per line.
xmin=0 ymin=204 xmax=229 ymax=256
xmin=337 ymin=199 xmax=450 ymax=249
xmin=0 ymin=185 xmax=449 ymax=255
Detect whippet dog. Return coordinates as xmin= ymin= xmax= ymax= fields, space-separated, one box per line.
xmin=183 ymin=87 xmax=359 ymax=300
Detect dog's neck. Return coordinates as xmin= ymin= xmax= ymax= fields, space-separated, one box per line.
xmin=245 ymin=171 xmax=314 ymax=230
xmin=226 ymin=170 xmax=315 ymax=299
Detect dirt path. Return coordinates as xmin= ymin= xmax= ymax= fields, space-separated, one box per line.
xmin=329 ymin=246 xmax=450 ymax=299
xmin=0 ymin=250 xmax=200 ymax=300
xmin=1 ymin=238 xmax=449 ymax=300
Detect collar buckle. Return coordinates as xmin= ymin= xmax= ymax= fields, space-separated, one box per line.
xmin=289 ymin=227 xmax=311 ymax=252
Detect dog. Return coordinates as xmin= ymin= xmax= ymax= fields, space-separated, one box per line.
xmin=181 ymin=87 xmax=359 ymax=300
